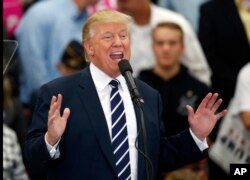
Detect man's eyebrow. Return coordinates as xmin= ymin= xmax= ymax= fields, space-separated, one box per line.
xmin=101 ymin=31 xmax=113 ymax=35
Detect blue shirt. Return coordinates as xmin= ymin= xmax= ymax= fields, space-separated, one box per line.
xmin=16 ymin=0 xmax=88 ymax=104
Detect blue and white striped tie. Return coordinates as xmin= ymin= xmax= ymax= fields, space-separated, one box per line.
xmin=109 ymin=79 xmax=131 ymax=180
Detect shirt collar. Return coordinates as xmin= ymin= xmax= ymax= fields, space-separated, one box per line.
xmin=89 ymin=63 xmax=127 ymax=92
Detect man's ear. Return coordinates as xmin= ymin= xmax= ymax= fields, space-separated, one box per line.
xmin=83 ymin=40 xmax=94 ymax=56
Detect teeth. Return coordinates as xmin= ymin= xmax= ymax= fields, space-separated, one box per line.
xmin=111 ymin=51 xmax=123 ymax=55
xmin=110 ymin=51 xmax=124 ymax=60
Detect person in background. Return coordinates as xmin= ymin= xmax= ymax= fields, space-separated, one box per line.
xmin=139 ymin=22 xmax=210 ymax=137
xmin=208 ymin=62 xmax=250 ymax=180
xmin=87 ymin=0 xmax=117 ymax=15
xmin=29 ymin=40 xmax=88 ymax=121
xmin=15 ymin=0 xmax=97 ymax=109
xmin=3 ymin=123 xmax=30 ymax=180
xmin=3 ymin=68 xmax=29 ymax=180
xmin=198 ymin=0 xmax=250 ymax=115
xmin=23 ymin=10 xmax=226 ymax=180
xmin=198 ymin=1 xmax=250 ymax=179
xmin=157 ymin=0 xmax=208 ymax=33
xmin=138 ymin=22 xmax=210 ymax=180
xmin=116 ymin=0 xmax=211 ymax=86
xmin=3 ymin=75 xmax=27 ymax=149
xmin=164 ymin=168 xmax=198 ymax=180
xmin=232 ymin=62 xmax=250 ymax=130
xmin=56 ymin=40 xmax=88 ymax=76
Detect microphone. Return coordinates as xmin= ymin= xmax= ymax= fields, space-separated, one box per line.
xmin=118 ymin=59 xmax=140 ymax=101
xmin=119 ymin=59 xmax=152 ymax=180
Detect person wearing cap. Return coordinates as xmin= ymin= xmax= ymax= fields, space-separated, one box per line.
xmin=28 ymin=40 xmax=88 ymax=125
xmin=57 ymin=40 xmax=88 ymax=76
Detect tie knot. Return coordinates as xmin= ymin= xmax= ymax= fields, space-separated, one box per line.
xmin=109 ymin=79 xmax=119 ymax=89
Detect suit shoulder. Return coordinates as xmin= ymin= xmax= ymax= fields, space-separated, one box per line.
xmin=43 ymin=71 xmax=83 ymax=90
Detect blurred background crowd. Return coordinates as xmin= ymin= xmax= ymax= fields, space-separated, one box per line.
xmin=3 ymin=0 xmax=250 ymax=179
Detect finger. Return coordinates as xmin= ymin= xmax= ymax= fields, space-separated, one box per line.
xmin=48 ymin=113 xmax=57 ymax=126
xmin=48 ymin=107 xmax=60 ymax=125
xmin=186 ymin=105 xmax=194 ymax=124
xmin=211 ymin=98 xmax=222 ymax=112
xmin=50 ymin=96 xmax=56 ymax=109
xmin=49 ymin=96 xmax=57 ymax=117
xmin=197 ymin=92 xmax=213 ymax=110
xmin=215 ymin=109 xmax=227 ymax=121
xmin=62 ymin=108 xmax=70 ymax=122
xmin=56 ymin=94 xmax=63 ymax=112
xmin=206 ymin=93 xmax=219 ymax=109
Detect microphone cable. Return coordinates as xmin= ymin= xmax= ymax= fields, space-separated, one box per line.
xmin=134 ymin=98 xmax=154 ymax=180
xmin=118 ymin=59 xmax=153 ymax=180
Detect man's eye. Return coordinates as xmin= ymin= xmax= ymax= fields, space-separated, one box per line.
xmin=120 ymin=35 xmax=127 ymax=39
xmin=120 ymin=32 xmax=127 ymax=39
xmin=156 ymin=41 xmax=164 ymax=46
xmin=104 ymin=36 xmax=112 ymax=39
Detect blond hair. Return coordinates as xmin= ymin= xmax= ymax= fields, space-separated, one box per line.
xmin=82 ymin=10 xmax=133 ymax=60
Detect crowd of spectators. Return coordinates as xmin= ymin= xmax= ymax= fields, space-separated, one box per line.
xmin=3 ymin=0 xmax=249 ymax=179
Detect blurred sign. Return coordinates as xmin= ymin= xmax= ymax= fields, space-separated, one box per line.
xmin=3 ymin=0 xmax=23 ymax=36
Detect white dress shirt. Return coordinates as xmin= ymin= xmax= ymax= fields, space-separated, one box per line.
xmin=89 ymin=63 xmax=138 ymax=180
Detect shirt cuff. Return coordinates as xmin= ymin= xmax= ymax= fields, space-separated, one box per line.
xmin=44 ymin=132 xmax=61 ymax=159
xmin=189 ymin=128 xmax=208 ymax=151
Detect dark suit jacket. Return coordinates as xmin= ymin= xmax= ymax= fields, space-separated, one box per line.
xmin=23 ymin=67 xmax=207 ymax=180
xmin=198 ymin=0 xmax=250 ymax=111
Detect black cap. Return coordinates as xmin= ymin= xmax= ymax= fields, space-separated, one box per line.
xmin=61 ymin=40 xmax=87 ymax=70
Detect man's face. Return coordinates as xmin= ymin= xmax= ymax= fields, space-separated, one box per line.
xmin=84 ymin=22 xmax=131 ymax=77
xmin=152 ymin=27 xmax=184 ymax=69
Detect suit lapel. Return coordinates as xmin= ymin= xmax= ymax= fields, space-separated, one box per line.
xmin=76 ymin=69 xmax=150 ymax=178
xmin=76 ymin=67 xmax=117 ymax=175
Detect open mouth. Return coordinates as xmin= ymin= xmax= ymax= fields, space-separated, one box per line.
xmin=110 ymin=51 xmax=124 ymax=61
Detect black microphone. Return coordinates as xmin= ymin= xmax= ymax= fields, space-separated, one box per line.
xmin=119 ymin=59 xmax=152 ymax=180
xmin=118 ymin=59 xmax=140 ymax=101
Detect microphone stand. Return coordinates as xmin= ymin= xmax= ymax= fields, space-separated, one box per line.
xmin=132 ymin=94 xmax=153 ymax=180
xmin=118 ymin=59 xmax=153 ymax=180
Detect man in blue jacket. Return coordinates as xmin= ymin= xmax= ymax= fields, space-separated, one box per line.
xmin=23 ymin=10 xmax=227 ymax=180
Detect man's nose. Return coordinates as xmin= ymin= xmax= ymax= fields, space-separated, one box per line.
xmin=112 ymin=35 xmax=122 ymax=46
xmin=162 ymin=43 xmax=171 ymax=51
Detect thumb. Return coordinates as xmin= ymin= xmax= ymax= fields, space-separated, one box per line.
xmin=186 ymin=105 xmax=194 ymax=124
xmin=62 ymin=108 xmax=70 ymax=122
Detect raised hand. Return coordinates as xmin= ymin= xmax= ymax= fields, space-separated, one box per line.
xmin=46 ymin=94 xmax=70 ymax=145
xmin=186 ymin=93 xmax=227 ymax=141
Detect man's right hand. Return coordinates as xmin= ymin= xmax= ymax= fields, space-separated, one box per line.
xmin=46 ymin=94 xmax=70 ymax=146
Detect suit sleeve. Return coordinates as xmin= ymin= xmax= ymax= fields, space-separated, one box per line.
xmin=23 ymin=85 xmax=56 ymax=178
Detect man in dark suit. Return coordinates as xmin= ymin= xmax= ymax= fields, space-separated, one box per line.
xmin=198 ymin=1 xmax=250 ymax=179
xmin=198 ymin=0 xmax=250 ymax=113
xmin=23 ymin=10 xmax=227 ymax=180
